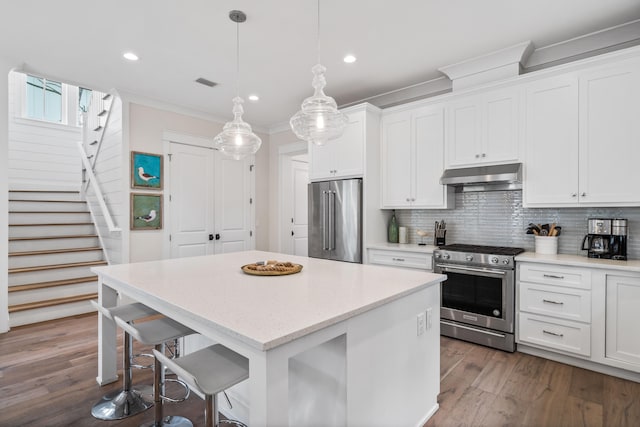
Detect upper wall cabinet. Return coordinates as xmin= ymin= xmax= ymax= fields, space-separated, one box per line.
xmin=524 ymin=56 xmax=640 ymax=207
xmin=445 ymin=87 xmax=520 ymax=168
xmin=381 ymin=104 xmax=453 ymax=209
xmin=309 ymin=105 xmax=367 ymax=181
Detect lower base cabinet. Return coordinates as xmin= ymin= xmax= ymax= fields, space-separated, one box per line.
xmin=367 ymin=247 xmax=433 ymax=271
xmin=605 ymin=274 xmax=640 ymax=366
xmin=517 ymin=261 xmax=640 ymax=377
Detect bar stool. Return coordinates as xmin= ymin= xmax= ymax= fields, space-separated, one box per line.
xmin=153 ymin=345 xmax=249 ymax=427
xmin=115 ymin=315 xmax=196 ymax=427
xmin=90 ymin=301 xmax=159 ymax=420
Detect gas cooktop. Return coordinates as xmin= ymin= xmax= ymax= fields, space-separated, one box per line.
xmin=437 ymin=244 xmax=525 ymax=256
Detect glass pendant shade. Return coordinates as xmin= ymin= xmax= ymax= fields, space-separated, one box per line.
xmin=214 ymin=96 xmax=262 ymax=160
xmin=290 ymin=64 xmax=348 ymax=146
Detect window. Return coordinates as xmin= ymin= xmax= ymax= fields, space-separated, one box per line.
xmin=26 ymin=75 xmax=63 ymax=123
xmin=77 ymin=87 xmax=92 ymax=126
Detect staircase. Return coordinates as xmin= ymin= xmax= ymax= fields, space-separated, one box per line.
xmin=8 ymin=189 xmax=107 ymax=327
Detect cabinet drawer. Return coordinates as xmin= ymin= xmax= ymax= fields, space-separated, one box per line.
xmin=368 ymin=249 xmax=432 ymax=270
xmin=519 ymin=282 xmax=591 ymax=322
xmin=519 ymin=263 xmax=591 ymax=289
xmin=518 ymin=312 xmax=591 ymax=357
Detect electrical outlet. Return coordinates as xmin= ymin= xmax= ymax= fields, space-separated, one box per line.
xmin=417 ymin=312 xmax=426 ymax=336
xmin=426 ymin=308 xmax=433 ymax=330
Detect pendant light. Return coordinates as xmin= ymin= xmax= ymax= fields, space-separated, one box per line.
xmin=290 ymin=0 xmax=348 ymax=146
xmin=214 ymin=10 xmax=262 ymax=160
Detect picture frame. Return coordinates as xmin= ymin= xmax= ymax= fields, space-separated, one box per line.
xmin=131 ymin=151 xmax=163 ymax=189
xmin=131 ymin=193 xmax=163 ymax=230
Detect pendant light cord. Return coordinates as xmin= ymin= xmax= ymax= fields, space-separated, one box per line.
xmin=236 ymin=19 xmax=240 ymax=98
xmin=316 ymin=0 xmax=320 ymax=65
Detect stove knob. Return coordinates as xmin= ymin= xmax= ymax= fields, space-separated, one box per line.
xmin=491 ymin=257 xmax=499 ymax=264
xmin=502 ymin=259 xmax=510 ymax=265
xmin=442 ymin=253 xmax=451 ymax=260
xmin=465 ymin=255 xmax=474 ymax=261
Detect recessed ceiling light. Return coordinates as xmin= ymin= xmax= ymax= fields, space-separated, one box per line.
xmin=123 ymin=52 xmax=139 ymax=61
xmin=343 ymin=54 xmax=357 ymax=64
xmin=248 ymin=94 xmax=259 ymax=101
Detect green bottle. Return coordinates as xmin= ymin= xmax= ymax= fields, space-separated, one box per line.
xmin=388 ymin=210 xmax=399 ymax=243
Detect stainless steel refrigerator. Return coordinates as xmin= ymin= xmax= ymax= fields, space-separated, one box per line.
xmin=308 ymin=178 xmax=363 ymax=263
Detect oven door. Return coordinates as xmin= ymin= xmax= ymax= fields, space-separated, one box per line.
xmin=436 ymin=263 xmax=514 ymax=333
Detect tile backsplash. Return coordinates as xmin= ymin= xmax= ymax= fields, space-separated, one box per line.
xmin=393 ymin=191 xmax=640 ymax=259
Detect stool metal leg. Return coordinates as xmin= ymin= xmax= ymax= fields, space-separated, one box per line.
xmin=141 ymin=343 xmax=193 ymax=427
xmin=91 ymin=331 xmax=153 ymax=420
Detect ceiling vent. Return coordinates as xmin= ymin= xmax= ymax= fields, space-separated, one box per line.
xmin=195 ymin=77 xmax=218 ymax=88
xmin=439 ymin=41 xmax=534 ymax=90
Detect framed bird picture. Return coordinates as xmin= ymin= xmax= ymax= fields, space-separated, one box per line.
xmin=131 ymin=151 xmax=163 ymax=189
xmin=131 ymin=193 xmax=162 ymax=230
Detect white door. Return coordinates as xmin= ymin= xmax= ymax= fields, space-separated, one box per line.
xmin=282 ymin=155 xmax=308 ymax=256
xmin=168 ymin=142 xmax=215 ymax=258
xmin=214 ymin=155 xmax=254 ymax=253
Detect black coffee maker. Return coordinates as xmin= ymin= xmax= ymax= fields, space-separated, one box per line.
xmin=581 ymin=218 xmax=628 ymax=260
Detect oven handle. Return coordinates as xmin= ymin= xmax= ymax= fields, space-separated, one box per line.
xmin=437 ymin=264 xmax=507 ymax=276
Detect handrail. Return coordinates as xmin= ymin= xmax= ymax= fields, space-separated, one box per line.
xmin=77 ymin=141 xmax=121 ymax=233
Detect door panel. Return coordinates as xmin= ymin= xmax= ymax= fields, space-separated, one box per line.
xmin=292 ymin=160 xmax=309 ymax=256
xmin=308 ymin=181 xmax=327 ymax=259
xmin=169 ymin=143 xmax=215 ymax=258
xmin=215 ymin=155 xmax=252 ymax=254
xmin=330 ymin=179 xmax=362 ymax=263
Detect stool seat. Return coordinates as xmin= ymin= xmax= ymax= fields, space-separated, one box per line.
xmin=115 ymin=316 xmax=195 ymax=346
xmin=152 ymin=345 xmax=249 ymax=396
xmin=93 ymin=301 xmax=159 ymax=322
xmin=153 ymin=346 xmax=249 ymax=427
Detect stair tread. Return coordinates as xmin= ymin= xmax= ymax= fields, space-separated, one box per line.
xmin=9 ymin=276 xmax=98 ymax=292
xmin=10 ymin=234 xmax=98 ymax=241
xmin=9 ymin=293 xmax=98 ymax=313
xmin=10 ymin=247 xmax=103 ymax=257
xmin=10 ymin=223 xmax=94 ymax=226
xmin=97 ymin=109 xmax=107 ymax=117
xmin=9 ymin=199 xmax=86 ymax=203
xmin=9 ymin=190 xmax=80 ymax=194
xmin=9 ymin=260 xmax=107 ymax=274
xmin=10 ymin=211 xmax=90 ymax=214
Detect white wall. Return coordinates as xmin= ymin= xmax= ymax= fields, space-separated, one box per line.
xmin=127 ymin=102 xmax=269 ymax=262
xmin=1 ymin=61 xmax=14 ymax=333
xmin=7 ymin=72 xmax=82 ymax=191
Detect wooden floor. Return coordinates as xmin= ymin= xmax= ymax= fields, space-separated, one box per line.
xmin=1 ymin=314 xmax=639 ymax=427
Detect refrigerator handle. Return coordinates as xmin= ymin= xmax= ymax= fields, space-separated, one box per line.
xmin=328 ymin=191 xmax=336 ymax=250
xmin=322 ymin=191 xmax=329 ymax=250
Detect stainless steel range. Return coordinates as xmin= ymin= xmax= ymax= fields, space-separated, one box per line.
xmin=433 ymin=244 xmax=525 ymax=352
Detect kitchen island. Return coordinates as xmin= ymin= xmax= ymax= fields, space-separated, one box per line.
xmin=93 ymin=250 xmax=445 ymax=427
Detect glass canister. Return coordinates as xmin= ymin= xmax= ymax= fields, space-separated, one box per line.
xmin=388 ymin=210 xmax=399 ymax=243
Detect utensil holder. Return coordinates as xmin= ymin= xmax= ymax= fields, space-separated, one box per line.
xmin=535 ymin=236 xmax=558 ymax=255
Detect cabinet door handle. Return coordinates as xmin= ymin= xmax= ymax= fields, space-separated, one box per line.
xmin=542 ymin=299 xmax=564 ymax=305
xmin=542 ymin=330 xmax=564 ymax=338
xmin=392 ymin=258 xmax=405 ymax=262
xmin=543 ymin=274 xmax=565 ymax=279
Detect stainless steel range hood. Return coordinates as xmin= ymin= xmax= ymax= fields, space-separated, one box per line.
xmin=440 ymin=163 xmax=522 ymax=192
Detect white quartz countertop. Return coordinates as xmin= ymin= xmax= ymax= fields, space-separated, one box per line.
xmin=93 ymin=250 xmax=445 ymax=351
xmin=368 ymin=242 xmax=439 ymax=253
xmin=516 ymin=252 xmax=640 ymax=273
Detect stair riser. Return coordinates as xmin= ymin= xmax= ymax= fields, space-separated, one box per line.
xmin=9 ymin=200 xmax=88 ymax=212
xmin=9 ymin=237 xmax=100 ymax=252
xmin=9 ymin=212 xmax=92 ymax=224
xmin=9 ymin=250 xmax=104 ymax=269
xmin=9 ymin=191 xmax=82 ymax=202
xmin=9 ymin=224 xmax=96 ymax=238
xmin=9 ymin=301 xmax=96 ymax=327
xmin=9 ymin=265 xmax=102 ymax=286
xmin=9 ymin=282 xmax=97 ymax=306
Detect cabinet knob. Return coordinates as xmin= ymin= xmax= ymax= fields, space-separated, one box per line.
xmin=581 ymin=192 xmax=586 ymax=197
xmin=475 ymin=154 xmax=480 ymax=158
xmin=406 ymin=198 xmax=410 ymax=202
xmin=571 ymin=193 xmax=577 ymax=197
xmin=411 ymin=198 xmax=416 ymax=202
xmin=481 ymin=153 xmax=486 ymax=158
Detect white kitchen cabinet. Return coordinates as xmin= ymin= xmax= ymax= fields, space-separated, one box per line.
xmin=308 ymin=107 xmax=364 ymax=181
xmin=517 ymin=262 xmax=592 ymax=357
xmin=524 ymin=57 xmax=640 ymax=207
xmin=445 ymin=86 xmax=520 ymax=168
xmin=367 ymin=245 xmax=433 ymax=270
xmin=605 ymin=274 xmax=640 ymax=367
xmin=381 ymin=104 xmax=452 ymax=209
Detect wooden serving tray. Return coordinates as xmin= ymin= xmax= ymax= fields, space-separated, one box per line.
xmin=241 ymin=263 xmax=303 ymax=276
